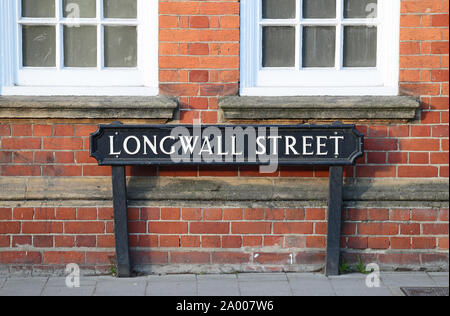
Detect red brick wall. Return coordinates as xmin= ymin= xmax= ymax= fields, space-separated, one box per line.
xmin=0 ymin=0 xmax=448 ymax=274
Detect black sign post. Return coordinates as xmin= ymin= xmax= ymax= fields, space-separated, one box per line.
xmin=91 ymin=122 xmax=363 ymax=277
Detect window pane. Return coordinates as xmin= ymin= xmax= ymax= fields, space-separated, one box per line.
xmin=344 ymin=26 xmax=377 ymax=67
xmin=303 ymin=0 xmax=336 ymax=19
xmin=22 ymin=0 xmax=55 ymax=18
xmin=64 ymin=26 xmax=97 ymax=67
xmin=63 ymin=0 xmax=96 ymax=18
xmin=262 ymin=26 xmax=295 ymax=67
xmin=103 ymin=0 xmax=137 ymax=19
xmin=262 ymin=0 xmax=295 ymax=19
xmin=302 ymin=26 xmax=336 ymax=67
xmin=104 ymin=26 xmax=137 ymax=67
xmin=344 ymin=0 xmax=378 ymax=18
xmin=22 ymin=25 xmax=56 ymax=67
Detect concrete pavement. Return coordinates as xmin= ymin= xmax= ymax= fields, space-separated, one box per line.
xmin=0 ymin=272 xmax=448 ymax=296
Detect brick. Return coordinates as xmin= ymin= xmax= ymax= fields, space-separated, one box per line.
xmin=223 ymin=208 xmax=242 ymax=220
xmin=265 ymin=209 xmax=285 ymax=220
xmin=412 ymin=237 xmax=436 ymax=249
xmin=160 ymin=235 xmax=180 ymax=247
xmin=0 ymin=222 xmax=21 ymax=234
xmin=390 ymin=209 xmax=411 ymax=221
xmin=412 ymin=209 xmax=438 ymax=221
xmin=400 ymin=223 xmax=421 ymax=235
xmin=0 ymin=251 xmax=41 ymax=264
xmin=190 ymin=222 xmax=229 ymax=234
xmin=33 ymin=236 xmax=53 ymax=248
xmin=161 ymin=208 xmax=181 ymax=220
xmin=148 ymin=222 xmax=188 ymax=234
xmin=181 ymin=235 xmax=201 ymax=248
xmin=399 ymin=166 xmax=439 ymax=178
xmin=254 ymin=253 xmax=292 ymax=264
xmin=34 ymin=207 xmax=56 ymax=220
xmin=202 ymin=236 xmax=221 ymax=248
xmin=368 ymin=237 xmax=390 ymax=249
xmin=181 ymin=208 xmax=201 ymax=221
xmin=0 ymin=208 xmax=12 ymax=220
xmin=64 ymin=222 xmax=104 ymax=234
xmin=368 ymin=209 xmax=390 ymax=221
xmin=12 ymin=125 xmax=32 ymax=136
xmin=295 ymin=252 xmax=326 ymax=265
xmin=244 ymin=208 xmax=264 ymax=220
xmin=222 ymin=236 xmax=242 ymax=248
xmin=347 ymin=208 xmax=367 ymax=221
xmin=170 ymin=251 xmax=210 ymax=264
xmin=131 ymin=251 xmax=168 ymax=264
xmin=358 ymin=223 xmax=398 ymax=235
xmin=273 ymin=222 xmax=313 ymax=235
xmin=212 ymin=252 xmax=250 ymax=264
xmin=43 ymin=251 xmax=85 ymax=265
xmin=21 ymin=222 xmax=63 ymax=234
xmin=55 ymin=208 xmax=76 ymax=220
xmin=55 ymin=236 xmax=75 ymax=248
xmin=304 ymin=208 xmax=325 ymax=220
xmin=86 ymin=252 xmax=115 ymax=264
xmin=2 ymin=138 xmax=41 ymax=150
xmin=347 ymin=237 xmax=368 ymax=249
xmin=423 ymin=224 xmax=449 ymax=235
xmin=43 ymin=138 xmax=82 ymax=150
xmin=204 ymin=208 xmax=222 ymax=221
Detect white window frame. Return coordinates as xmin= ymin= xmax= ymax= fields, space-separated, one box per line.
xmin=0 ymin=0 xmax=158 ymax=96
xmin=240 ymin=0 xmax=400 ymax=96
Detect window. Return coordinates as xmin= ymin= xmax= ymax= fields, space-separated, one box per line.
xmin=240 ymin=0 xmax=400 ymax=96
xmin=0 ymin=0 xmax=158 ymax=96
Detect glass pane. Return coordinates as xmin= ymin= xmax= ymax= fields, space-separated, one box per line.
xmin=64 ymin=26 xmax=97 ymax=67
xmin=344 ymin=0 xmax=378 ymax=18
xmin=303 ymin=0 xmax=336 ymax=19
xmin=262 ymin=26 xmax=295 ymax=67
xmin=104 ymin=0 xmax=137 ymax=19
xmin=22 ymin=25 xmax=56 ymax=67
xmin=302 ymin=26 xmax=336 ymax=67
xmin=104 ymin=26 xmax=137 ymax=67
xmin=262 ymin=0 xmax=295 ymax=19
xmin=343 ymin=26 xmax=377 ymax=67
xmin=22 ymin=0 xmax=55 ymax=18
xmin=63 ymin=0 xmax=96 ymax=18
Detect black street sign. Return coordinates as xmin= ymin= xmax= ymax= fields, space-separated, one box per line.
xmin=90 ymin=122 xmax=364 ymax=278
xmin=90 ymin=122 xmax=363 ymax=166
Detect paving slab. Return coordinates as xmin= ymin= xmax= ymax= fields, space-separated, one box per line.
xmin=0 ymin=278 xmax=6 ymax=289
xmin=197 ymin=274 xmax=238 ymax=281
xmin=45 ymin=277 xmax=97 ymax=288
xmin=41 ymin=286 xmax=96 ymax=296
xmin=288 ymin=276 xmax=335 ymax=296
xmin=148 ymin=274 xmax=197 ymax=282
xmin=381 ymin=272 xmax=436 ymax=288
xmin=239 ymin=280 xmax=292 ymax=296
xmin=237 ymin=273 xmax=288 ymax=282
xmin=94 ymin=278 xmax=147 ymax=296
xmin=198 ymin=279 xmax=240 ymax=296
xmin=428 ymin=273 xmax=449 ymax=287
xmin=146 ymin=280 xmax=197 ymax=296
xmin=0 ymin=278 xmax=48 ymax=296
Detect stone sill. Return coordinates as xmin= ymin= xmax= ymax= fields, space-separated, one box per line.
xmin=1 ymin=177 xmax=447 ymax=205
xmin=219 ymin=96 xmax=420 ymax=122
xmin=0 ymin=96 xmax=177 ymax=121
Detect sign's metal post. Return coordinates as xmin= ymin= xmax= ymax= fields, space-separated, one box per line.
xmin=325 ymin=166 xmax=344 ymax=276
xmin=111 ymin=166 xmax=131 ymax=277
